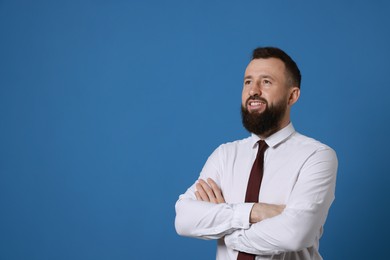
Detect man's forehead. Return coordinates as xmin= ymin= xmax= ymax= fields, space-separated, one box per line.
xmin=245 ymin=58 xmax=286 ymax=76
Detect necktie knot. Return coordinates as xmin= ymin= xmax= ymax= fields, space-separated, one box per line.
xmin=257 ymin=140 xmax=268 ymax=156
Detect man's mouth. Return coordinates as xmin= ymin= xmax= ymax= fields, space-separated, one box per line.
xmin=247 ymin=98 xmax=267 ymax=112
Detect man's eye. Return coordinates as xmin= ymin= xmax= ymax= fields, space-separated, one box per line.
xmin=263 ymin=80 xmax=271 ymax=85
xmin=244 ymin=80 xmax=251 ymax=85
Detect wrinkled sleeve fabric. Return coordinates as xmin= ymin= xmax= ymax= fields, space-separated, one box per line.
xmin=224 ymin=146 xmax=338 ymax=255
xmin=175 ymin=146 xmax=253 ymax=240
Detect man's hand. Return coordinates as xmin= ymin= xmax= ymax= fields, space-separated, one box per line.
xmin=195 ymin=178 xmax=225 ymax=204
xmin=194 ymin=178 xmax=283 ymax=222
xmin=250 ymin=203 xmax=285 ymax=223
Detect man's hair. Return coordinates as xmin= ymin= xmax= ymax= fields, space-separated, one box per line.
xmin=252 ymin=47 xmax=301 ymax=89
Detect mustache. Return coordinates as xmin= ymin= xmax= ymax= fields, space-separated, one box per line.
xmin=246 ymin=95 xmax=268 ymax=106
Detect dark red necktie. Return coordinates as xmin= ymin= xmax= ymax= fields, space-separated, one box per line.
xmin=237 ymin=140 xmax=268 ymax=260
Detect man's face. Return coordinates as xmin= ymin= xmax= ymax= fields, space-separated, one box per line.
xmin=241 ymin=58 xmax=291 ymax=136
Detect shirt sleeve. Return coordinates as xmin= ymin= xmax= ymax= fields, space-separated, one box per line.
xmin=175 ymin=146 xmax=254 ymax=240
xmin=224 ymin=146 xmax=338 ymax=255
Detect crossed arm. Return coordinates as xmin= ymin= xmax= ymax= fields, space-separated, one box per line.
xmin=175 ymin=147 xmax=337 ymax=254
xmin=195 ymin=178 xmax=285 ymax=223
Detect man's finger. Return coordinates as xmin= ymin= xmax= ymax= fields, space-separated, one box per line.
xmin=207 ymin=178 xmax=225 ymax=203
xmin=198 ymin=179 xmax=217 ymax=203
xmin=195 ymin=191 xmax=202 ymax=201
xmin=196 ymin=182 xmax=209 ymax=201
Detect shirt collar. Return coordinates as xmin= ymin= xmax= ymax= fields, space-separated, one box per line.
xmin=250 ymin=123 xmax=295 ymax=149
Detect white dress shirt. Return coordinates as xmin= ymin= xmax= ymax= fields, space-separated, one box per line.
xmin=175 ymin=123 xmax=338 ymax=260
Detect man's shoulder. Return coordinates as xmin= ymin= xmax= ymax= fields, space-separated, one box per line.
xmin=289 ymin=131 xmax=336 ymax=154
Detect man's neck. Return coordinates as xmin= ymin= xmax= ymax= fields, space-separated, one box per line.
xmin=258 ymin=120 xmax=290 ymax=139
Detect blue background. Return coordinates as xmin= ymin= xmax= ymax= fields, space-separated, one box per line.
xmin=1 ymin=1 xmax=389 ymax=259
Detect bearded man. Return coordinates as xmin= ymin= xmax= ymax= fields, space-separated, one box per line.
xmin=175 ymin=47 xmax=338 ymax=260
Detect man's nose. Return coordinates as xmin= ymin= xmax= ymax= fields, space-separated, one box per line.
xmin=249 ymin=84 xmax=262 ymax=96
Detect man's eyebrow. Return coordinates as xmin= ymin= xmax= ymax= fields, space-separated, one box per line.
xmin=244 ymin=74 xmax=275 ymax=80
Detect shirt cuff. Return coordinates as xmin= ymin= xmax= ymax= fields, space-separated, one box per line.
xmin=231 ymin=203 xmax=254 ymax=229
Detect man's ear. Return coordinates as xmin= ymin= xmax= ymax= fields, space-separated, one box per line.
xmin=288 ymin=87 xmax=300 ymax=106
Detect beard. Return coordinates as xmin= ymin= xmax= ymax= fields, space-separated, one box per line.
xmin=241 ymin=96 xmax=288 ymax=137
